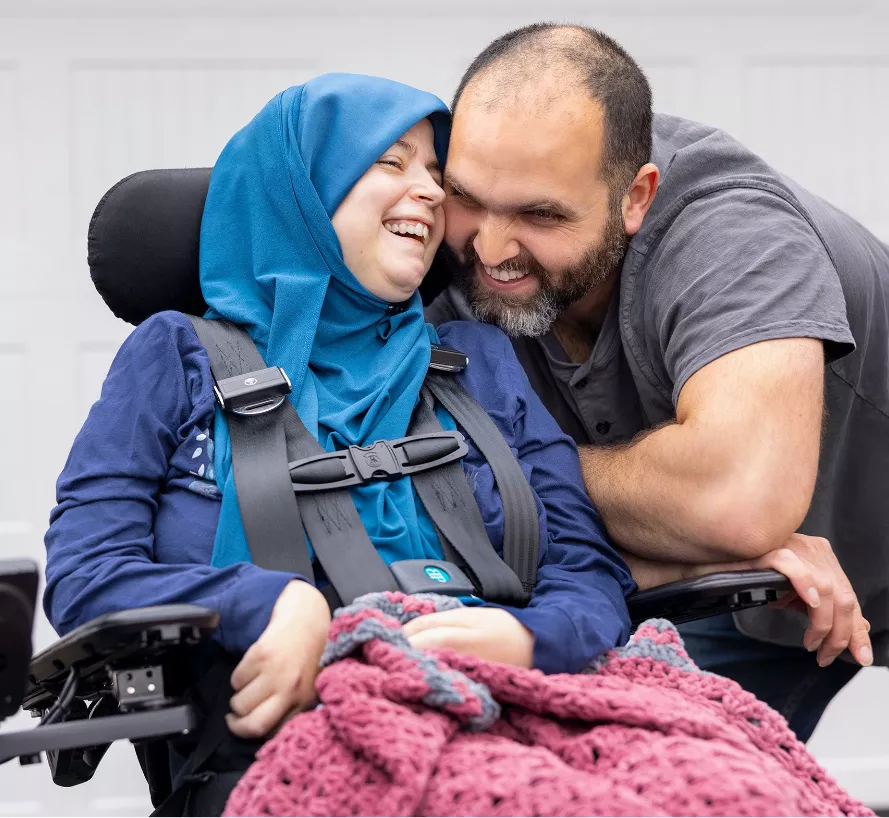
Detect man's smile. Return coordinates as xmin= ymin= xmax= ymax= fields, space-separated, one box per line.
xmin=475 ymin=258 xmax=539 ymax=294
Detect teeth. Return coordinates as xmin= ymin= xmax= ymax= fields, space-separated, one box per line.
xmin=383 ymin=220 xmax=430 ymax=243
xmin=484 ymin=264 xmax=528 ymax=282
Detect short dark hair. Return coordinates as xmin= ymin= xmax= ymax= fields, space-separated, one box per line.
xmin=452 ymin=23 xmax=653 ymax=194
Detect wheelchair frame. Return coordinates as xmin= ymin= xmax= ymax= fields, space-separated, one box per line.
xmin=0 ymin=557 xmax=788 ymax=789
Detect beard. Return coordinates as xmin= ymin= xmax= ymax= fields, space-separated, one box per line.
xmin=452 ymin=203 xmax=629 ymax=337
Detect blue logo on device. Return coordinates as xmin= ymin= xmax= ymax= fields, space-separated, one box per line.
xmin=424 ymin=566 xmax=450 ymax=583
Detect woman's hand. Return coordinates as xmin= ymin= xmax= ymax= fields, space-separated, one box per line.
xmin=402 ymin=606 xmax=534 ymax=668
xmin=226 ymin=580 xmax=331 ymax=739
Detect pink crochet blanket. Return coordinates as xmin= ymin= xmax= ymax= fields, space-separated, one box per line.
xmin=225 ymin=593 xmax=872 ymax=817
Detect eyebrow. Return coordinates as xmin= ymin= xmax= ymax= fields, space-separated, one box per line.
xmin=393 ymin=139 xmax=441 ymax=175
xmin=444 ymin=172 xmax=579 ymax=219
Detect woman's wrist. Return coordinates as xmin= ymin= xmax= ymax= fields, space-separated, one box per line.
xmin=271 ymin=580 xmax=331 ymax=630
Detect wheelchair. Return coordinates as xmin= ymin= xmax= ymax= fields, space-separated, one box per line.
xmin=0 ymin=169 xmax=791 ymax=809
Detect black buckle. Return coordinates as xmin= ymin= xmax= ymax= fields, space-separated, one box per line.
xmin=389 ymin=560 xmax=477 ymax=597
xmin=213 ymin=367 xmax=292 ymax=416
xmin=289 ymin=431 xmax=468 ymax=493
xmin=429 ymin=344 xmax=468 ymax=373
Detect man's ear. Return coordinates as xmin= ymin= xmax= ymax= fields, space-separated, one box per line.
xmin=622 ymin=162 xmax=659 ymax=236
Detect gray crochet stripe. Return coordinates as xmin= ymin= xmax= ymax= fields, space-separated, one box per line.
xmin=641 ymin=617 xmax=682 ymax=635
xmin=585 ymin=618 xmax=703 ymax=675
xmin=320 ymin=592 xmax=500 ymax=731
xmin=613 ymin=638 xmax=701 ymax=673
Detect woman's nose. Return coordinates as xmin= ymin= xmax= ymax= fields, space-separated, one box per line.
xmin=411 ymin=177 xmax=446 ymax=208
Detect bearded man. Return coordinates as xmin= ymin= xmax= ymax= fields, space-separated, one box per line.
xmin=426 ymin=22 xmax=888 ymax=742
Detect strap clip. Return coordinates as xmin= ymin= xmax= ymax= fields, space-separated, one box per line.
xmin=289 ymin=431 xmax=468 ymax=493
xmin=213 ymin=367 xmax=292 ymax=416
xmin=429 ymin=344 xmax=468 ymax=373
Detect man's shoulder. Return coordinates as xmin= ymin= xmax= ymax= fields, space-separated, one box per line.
xmin=648 ymin=113 xmax=790 ymax=212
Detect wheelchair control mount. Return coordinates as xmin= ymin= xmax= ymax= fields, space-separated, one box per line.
xmin=0 ymin=605 xmax=217 ymax=776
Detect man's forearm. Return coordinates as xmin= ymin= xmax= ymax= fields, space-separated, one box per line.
xmin=579 ymin=423 xmax=789 ymax=563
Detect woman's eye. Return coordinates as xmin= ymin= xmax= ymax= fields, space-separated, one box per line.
xmin=378 ymin=158 xmax=402 ymax=169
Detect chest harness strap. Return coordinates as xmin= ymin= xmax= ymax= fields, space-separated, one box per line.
xmin=187 ymin=315 xmax=536 ymax=608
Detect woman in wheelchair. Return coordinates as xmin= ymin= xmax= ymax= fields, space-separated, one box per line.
xmin=43 ymin=73 xmax=635 ymax=806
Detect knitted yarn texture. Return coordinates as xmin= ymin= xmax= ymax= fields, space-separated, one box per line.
xmin=225 ymin=592 xmax=872 ymax=817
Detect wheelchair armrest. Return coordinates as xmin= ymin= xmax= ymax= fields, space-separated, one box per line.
xmin=1 ymin=605 xmax=218 ymax=785
xmin=25 ymin=604 xmax=219 ymax=707
xmin=626 ymin=569 xmax=791 ymax=627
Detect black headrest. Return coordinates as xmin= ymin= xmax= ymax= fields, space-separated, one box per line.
xmin=88 ymin=169 xmax=212 ymax=325
xmin=87 ymin=169 xmax=453 ymax=326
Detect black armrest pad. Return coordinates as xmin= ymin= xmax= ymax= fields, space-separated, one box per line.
xmin=627 ymin=569 xmax=791 ymax=627
xmin=27 ymin=605 xmax=219 ymax=698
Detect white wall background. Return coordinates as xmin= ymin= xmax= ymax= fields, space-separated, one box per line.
xmin=0 ymin=0 xmax=887 ymax=813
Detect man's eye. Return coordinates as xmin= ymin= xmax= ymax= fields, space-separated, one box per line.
xmin=446 ymin=188 xmax=472 ymax=204
xmin=529 ymin=209 xmax=563 ymax=222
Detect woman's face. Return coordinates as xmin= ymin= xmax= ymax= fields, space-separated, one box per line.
xmin=332 ymin=118 xmax=446 ymax=303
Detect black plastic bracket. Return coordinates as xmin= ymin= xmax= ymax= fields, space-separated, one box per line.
xmin=112 ymin=666 xmax=167 ymax=712
xmin=0 ymin=704 xmax=198 ymax=767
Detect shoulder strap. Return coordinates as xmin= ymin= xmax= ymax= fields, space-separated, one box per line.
xmin=186 ymin=315 xmax=315 ymax=582
xmin=187 ymin=315 xmax=534 ymax=603
xmin=424 ymin=371 xmax=540 ymax=594
xmin=186 ymin=315 xmax=398 ymax=605
xmin=409 ymin=391 xmax=528 ymax=605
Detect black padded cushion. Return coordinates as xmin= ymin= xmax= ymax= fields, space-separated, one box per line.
xmin=88 ymin=168 xmax=212 ymax=326
xmin=87 ymin=168 xmax=454 ymax=326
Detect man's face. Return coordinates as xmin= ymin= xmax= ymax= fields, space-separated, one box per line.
xmin=443 ymin=90 xmax=629 ymax=336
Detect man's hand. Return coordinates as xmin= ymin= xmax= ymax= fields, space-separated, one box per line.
xmin=403 ymin=607 xmax=534 ymax=668
xmin=227 ymin=580 xmax=331 ymax=739
xmin=680 ymin=533 xmax=872 ymax=668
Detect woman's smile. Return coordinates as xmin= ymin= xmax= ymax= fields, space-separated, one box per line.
xmin=382 ymin=219 xmax=431 ymax=245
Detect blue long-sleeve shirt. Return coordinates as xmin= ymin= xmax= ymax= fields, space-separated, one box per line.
xmin=44 ymin=311 xmax=635 ymax=674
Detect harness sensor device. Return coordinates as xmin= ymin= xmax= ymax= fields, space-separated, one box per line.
xmin=390 ymin=560 xmax=476 ymax=597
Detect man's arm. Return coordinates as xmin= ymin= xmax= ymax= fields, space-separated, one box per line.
xmin=581 ymin=335 xmax=871 ymax=666
xmin=580 ymin=336 xmax=823 ymax=563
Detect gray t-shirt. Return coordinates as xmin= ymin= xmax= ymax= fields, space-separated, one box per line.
xmin=427 ymin=113 xmax=889 ymax=663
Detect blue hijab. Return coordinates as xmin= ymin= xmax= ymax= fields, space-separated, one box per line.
xmin=199 ymin=74 xmax=451 ymax=571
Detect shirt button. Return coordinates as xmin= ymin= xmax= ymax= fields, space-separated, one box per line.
xmin=574 ymin=377 xmax=589 ymax=389
xmin=596 ymin=420 xmax=611 ymax=435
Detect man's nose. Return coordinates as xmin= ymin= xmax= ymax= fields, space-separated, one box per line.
xmin=474 ymin=215 xmax=520 ymax=268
